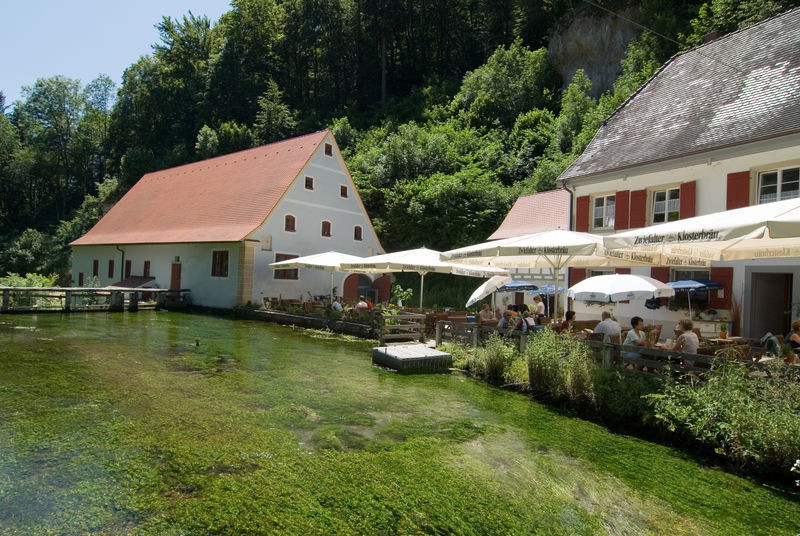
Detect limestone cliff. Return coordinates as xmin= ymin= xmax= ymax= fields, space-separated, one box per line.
xmin=548 ymin=7 xmax=641 ymax=97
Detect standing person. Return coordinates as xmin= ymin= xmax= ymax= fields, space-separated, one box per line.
xmin=593 ymin=311 xmax=621 ymax=343
xmin=533 ymin=295 xmax=546 ymax=324
xmin=479 ymin=303 xmax=495 ymax=322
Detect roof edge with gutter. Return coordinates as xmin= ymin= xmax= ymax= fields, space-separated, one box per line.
xmin=557 ymin=130 xmax=800 ymax=189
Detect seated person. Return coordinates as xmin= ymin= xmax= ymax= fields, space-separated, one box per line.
xmin=522 ymin=310 xmax=536 ymax=329
xmin=479 ymin=303 xmax=495 ymax=322
xmin=622 ymin=316 xmax=648 ymax=359
xmin=354 ymin=295 xmax=369 ymax=313
xmin=497 ymin=311 xmax=514 ymax=329
xmin=593 ymin=311 xmax=621 ymax=343
xmin=365 ymin=297 xmax=374 ymax=310
xmin=331 ymin=297 xmax=343 ymax=312
xmin=494 ymin=307 xmax=503 ymax=321
xmin=513 ymin=313 xmax=529 ymax=333
xmin=673 ymin=318 xmax=699 ymax=366
xmin=506 ymin=305 xmax=518 ymax=319
xmin=786 ymin=319 xmax=800 ymax=350
xmin=561 ymin=310 xmax=576 ymax=331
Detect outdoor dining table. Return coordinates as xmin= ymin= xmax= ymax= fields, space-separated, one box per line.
xmin=705 ymin=336 xmax=754 ymax=345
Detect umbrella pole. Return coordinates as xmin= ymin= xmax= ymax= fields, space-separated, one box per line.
xmin=687 ymin=291 xmax=692 ymax=319
xmin=330 ymin=272 xmax=335 ymax=302
xmin=419 ymin=272 xmax=426 ymax=310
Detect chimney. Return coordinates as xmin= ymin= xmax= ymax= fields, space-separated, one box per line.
xmin=702 ymin=30 xmax=723 ymax=44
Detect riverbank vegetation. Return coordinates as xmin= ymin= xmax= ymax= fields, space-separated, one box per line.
xmin=440 ymin=328 xmax=800 ymax=482
xmin=1 ymin=312 xmax=798 ymax=534
xmin=3 ymin=1 xmax=798 ymax=282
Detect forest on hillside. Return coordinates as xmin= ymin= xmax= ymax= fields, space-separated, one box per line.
xmin=0 ymin=0 xmax=797 ymax=283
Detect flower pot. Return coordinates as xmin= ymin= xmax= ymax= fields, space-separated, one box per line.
xmin=718 ymin=331 xmax=727 ymax=339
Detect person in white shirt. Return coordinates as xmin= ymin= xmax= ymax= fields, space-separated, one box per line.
xmin=354 ymin=295 xmax=368 ymax=313
xmin=331 ymin=297 xmax=342 ymax=312
xmin=593 ymin=311 xmax=621 ymax=343
xmin=479 ymin=303 xmax=495 ymax=322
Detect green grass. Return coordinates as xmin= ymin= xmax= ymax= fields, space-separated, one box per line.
xmin=0 ymin=312 xmax=798 ymax=535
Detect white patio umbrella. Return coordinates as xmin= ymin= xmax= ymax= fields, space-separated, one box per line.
xmin=465 ymin=275 xmax=513 ymax=308
xmin=442 ymin=229 xmax=637 ymax=318
xmin=568 ymin=274 xmax=675 ymax=302
xmin=340 ymin=247 xmax=509 ymax=309
xmin=604 ymin=197 xmax=800 ymax=266
xmin=269 ymin=251 xmax=366 ymax=300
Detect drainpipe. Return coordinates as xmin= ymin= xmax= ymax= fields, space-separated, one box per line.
xmin=562 ymin=182 xmax=576 ymax=317
xmin=115 ymin=245 xmax=125 ymax=281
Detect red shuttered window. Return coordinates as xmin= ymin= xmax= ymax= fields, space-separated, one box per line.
xmin=727 ymin=171 xmax=750 ymax=209
xmin=575 ymin=196 xmax=590 ymax=232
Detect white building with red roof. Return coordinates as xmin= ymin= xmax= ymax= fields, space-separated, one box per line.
xmin=71 ymin=131 xmax=386 ymax=308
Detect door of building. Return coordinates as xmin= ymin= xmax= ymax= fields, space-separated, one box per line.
xmin=170 ymin=263 xmax=181 ymax=295
xmin=749 ymin=272 xmax=792 ymax=338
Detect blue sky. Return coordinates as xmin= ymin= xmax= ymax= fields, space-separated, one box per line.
xmin=1 ymin=0 xmax=232 ymax=105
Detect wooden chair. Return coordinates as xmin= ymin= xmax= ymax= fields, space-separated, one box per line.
xmin=587 ymin=332 xmax=605 ymax=342
xmin=609 ymin=333 xmax=622 ymax=344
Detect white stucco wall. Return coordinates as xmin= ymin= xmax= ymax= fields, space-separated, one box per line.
xmin=567 ymin=136 xmax=800 ymax=337
xmin=248 ymin=133 xmax=384 ymax=303
xmin=71 ymin=242 xmax=241 ymax=308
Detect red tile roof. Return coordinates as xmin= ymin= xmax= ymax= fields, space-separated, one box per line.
xmin=71 ymin=131 xmax=330 ymax=245
xmin=488 ymin=189 xmax=570 ymax=240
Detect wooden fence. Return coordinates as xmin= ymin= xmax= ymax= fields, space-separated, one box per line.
xmin=0 ymin=286 xmax=190 ymax=313
xmin=434 ymin=320 xmax=799 ymax=377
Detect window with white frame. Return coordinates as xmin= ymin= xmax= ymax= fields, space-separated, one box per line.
xmin=758 ymin=166 xmax=800 ymax=204
xmin=652 ymin=188 xmax=680 ymax=223
xmin=593 ymin=194 xmax=615 ymax=229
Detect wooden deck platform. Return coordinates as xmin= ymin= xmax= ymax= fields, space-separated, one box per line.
xmin=372 ymin=344 xmax=452 ymax=373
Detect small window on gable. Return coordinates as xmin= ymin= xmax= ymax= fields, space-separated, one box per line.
xmin=354 ymin=226 xmax=362 ymax=241
xmin=108 ymin=260 xmax=115 ymax=279
xmin=211 ymin=250 xmax=229 ymax=277
xmin=324 ymin=143 xmax=333 ymax=156
xmin=285 ymin=215 xmax=296 ymax=232
xmin=144 ymin=261 xmax=151 ymax=277
xmin=305 ymin=176 xmax=314 ymax=190
xmin=274 ymin=253 xmax=298 ymax=279
xmin=321 ymin=221 xmax=332 ymax=237
xmin=92 ymin=259 xmax=99 ymax=277
xmin=340 ymin=185 xmax=348 ymax=198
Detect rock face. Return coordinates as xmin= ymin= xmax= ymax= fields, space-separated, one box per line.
xmin=548 ymin=7 xmax=641 ymax=98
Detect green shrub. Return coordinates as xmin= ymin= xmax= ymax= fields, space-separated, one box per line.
xmin=503 ymin=355 xmax=529 ymax=386
xmin=525 ymin=328 xmax=597 ymax=409
xmin=0 ymin=272 xmax=59 ymax=307
xmin=475 ymin=333 xmax=517 ymax=384
xmin=647 ymin=358 xmax=800 ymax=476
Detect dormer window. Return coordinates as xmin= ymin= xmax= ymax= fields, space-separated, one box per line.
xmin=321 ymin=221 xmax=331 ymax=237
xmin=305 ymin=176 xmax=314 ymax=190
xmin=285 ymin=215 xmax=296 ymax=232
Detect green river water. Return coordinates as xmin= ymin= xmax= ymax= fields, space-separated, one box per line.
xmin=0 ymin=311 xmax=797 ymax=535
